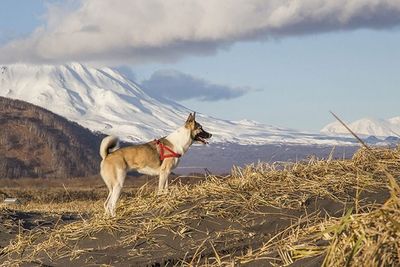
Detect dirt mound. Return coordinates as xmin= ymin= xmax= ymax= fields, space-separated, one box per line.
xmin=1 ymin=147 xmax=399 ymax=266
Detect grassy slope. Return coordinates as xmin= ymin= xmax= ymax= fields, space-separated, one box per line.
xmin=0 ymin=147 xmax=399 ymax=266
xmin=0 ymin=96 xmax=102 ymax=178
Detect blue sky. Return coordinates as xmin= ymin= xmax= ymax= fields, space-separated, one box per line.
xmin=0 ymin=0 xmax=399 ymax=131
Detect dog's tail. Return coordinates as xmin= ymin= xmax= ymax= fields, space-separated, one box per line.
xmin=100 ymin=136 xmax=120 ymax=160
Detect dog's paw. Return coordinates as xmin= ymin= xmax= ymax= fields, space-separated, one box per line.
xmin=157 ymin=190 xmax=168 ymax=196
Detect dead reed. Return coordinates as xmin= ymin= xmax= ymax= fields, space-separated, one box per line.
xmin=1 ymin=146 xmax=399 ymax=266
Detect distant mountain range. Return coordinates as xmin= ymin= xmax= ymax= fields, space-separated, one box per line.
xmin=0 ymin=63 xmax=357 ymax=146
xmin=0 ymin=64 xmax=398 ymax=177
xmin=321 ymin=117 xmax=400 ymax=138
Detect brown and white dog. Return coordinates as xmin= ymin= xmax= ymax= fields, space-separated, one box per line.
xmin=99 ymin=113 xmax=212 ymax=217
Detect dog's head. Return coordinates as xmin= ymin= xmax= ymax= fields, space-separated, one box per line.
xmin=185 ymin=112 xmax=212 ymax=144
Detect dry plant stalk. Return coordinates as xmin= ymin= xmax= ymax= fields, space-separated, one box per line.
xmin=0 ymin=146 xmax=399 ymax=266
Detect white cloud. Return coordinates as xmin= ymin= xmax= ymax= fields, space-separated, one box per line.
xmin=1 ymin=0 xmax=400 ymax=65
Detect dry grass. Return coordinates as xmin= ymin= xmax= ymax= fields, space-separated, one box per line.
xmin=1 ymin=146 xmax=400 ymax=266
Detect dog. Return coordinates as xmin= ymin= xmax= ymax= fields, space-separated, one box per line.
xmin=99 ymin=113 xmax=212 ymax=217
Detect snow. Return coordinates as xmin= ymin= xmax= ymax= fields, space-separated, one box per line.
xmin=1 ymin=63 xmax=355 ymax=145
xmin=321 ymin=117 xmax=400 ymax=137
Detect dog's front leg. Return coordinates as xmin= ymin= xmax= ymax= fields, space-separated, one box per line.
xmin=158 ymin=159 xmax=174 ymax=195
xmin=158 ymin=170 xmax=170 ymax=195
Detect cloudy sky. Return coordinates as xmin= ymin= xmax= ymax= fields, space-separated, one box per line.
xmin=1 ymin=0 xmax=400 ymax=131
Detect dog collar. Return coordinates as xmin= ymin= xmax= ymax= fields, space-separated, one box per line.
xmin=154 ymin=139 xmax=181 ymax=161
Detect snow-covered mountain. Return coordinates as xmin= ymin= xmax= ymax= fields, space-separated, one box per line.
xmin=0 ymin=63 xmax=353 ymax=145
xmin=321 ymin=117 xmax=400 ymax=137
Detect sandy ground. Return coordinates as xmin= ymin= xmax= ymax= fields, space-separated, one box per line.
xmin=0 ymin=185 xmax=389 ymax=266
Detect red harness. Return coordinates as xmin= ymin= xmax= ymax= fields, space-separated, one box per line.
xmin=154 ymin=139 xmax=181 ymax=161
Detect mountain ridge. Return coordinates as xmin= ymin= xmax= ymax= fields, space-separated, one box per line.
xmin=322 ymin=117 xmax=400 ymax=137
xmin=0 ymin=96 xmax=102 ymax=178
xmin=1 ymin=63 xmax=355 ymax=145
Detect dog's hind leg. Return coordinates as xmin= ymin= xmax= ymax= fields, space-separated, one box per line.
xmin=100 ymin=164 xmax=114 ymax=215
xmin=107 ymin=168 xmax=126 ymax=217
xmin=107 ymin=184 xmax=122 ymax=217
xmin=104 ymin=189 xmax=112 ymax=213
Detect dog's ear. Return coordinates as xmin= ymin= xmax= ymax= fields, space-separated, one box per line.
xmin=185 ymin=113 xmax=195 ymax=125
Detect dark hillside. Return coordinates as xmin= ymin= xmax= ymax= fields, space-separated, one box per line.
xmin=0 ymin=96 xmax=103 ymax=178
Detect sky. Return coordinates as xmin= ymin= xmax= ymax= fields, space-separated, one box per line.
xmin=0 ymin=0 xmax=399 ymax=131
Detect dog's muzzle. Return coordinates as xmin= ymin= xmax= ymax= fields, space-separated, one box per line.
xmin=194 ymin=130 xmax=212 ymax=144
